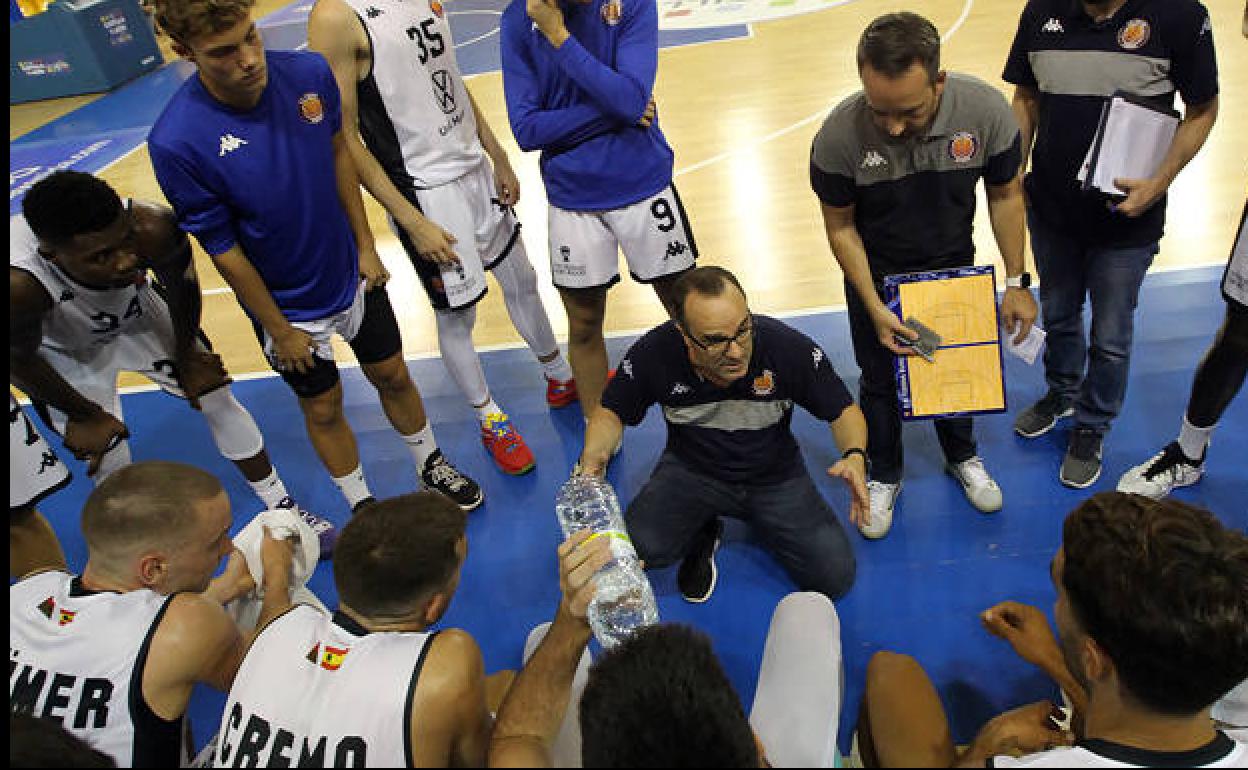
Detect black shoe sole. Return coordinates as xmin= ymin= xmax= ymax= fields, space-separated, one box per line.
xmin=679 ymin=535 xmax=720 ymax=603
xmin=1059 ymin=464 xmax=1102 ymax=489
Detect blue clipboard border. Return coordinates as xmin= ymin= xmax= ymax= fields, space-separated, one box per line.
xmin=883 ymin=265 xmax=1008 ymax=422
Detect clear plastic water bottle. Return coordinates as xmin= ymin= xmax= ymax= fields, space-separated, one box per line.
xmin=555 ymin=475 xmax=659 ymax=648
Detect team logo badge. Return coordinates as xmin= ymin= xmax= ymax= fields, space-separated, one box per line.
xmin=948 ymin=131 xmax=979 ymax=163
xmin=58 ymin=608 xmax=77 ymax=626
xmin=298 ymin=93 xmax=325 ymax=124
xmin=1117 ymin=19 xmax=1150 ymax=50
xmin=321 ymin=645 xmax=349 ymax=671
xmin=601 ymin=0 xmax=622 ymax=26
xmin=37 ymin=597 xmax=55 ymax=620
xmin=752 ymin=369 xmax=775 ymax=396
xmin=430 ymin=0 xmax=444 ymax=18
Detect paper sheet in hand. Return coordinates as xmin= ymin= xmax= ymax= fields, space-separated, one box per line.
xmin=1078 ymin=93 xmax=1179 ymax=196
xmin=884 ymin=266 xmax=1007 ymax=420
xmin=1006 ymin=325 xmax=1046 ymax=366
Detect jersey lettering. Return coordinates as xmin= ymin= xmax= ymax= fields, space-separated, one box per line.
xmin=9 ymin=661 xmax=114 ymax=728
xmin=405 ymin=19 xmax=445 ymax=65
xmin=219 ymin=703 xmax=368 ymax=768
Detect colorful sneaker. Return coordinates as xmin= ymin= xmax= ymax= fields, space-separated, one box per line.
xmin=277 ymin=496 xmax=337 ymax=561
xmin=420 ymin=449 xmax=485 ymax=511
xmin=545 ymin=376 xmax=578 ymax=409
xmin=1117 ymin=441 xmax=1205 ymax=499
xmin=481 ymin=412 xmax=536 ymax=476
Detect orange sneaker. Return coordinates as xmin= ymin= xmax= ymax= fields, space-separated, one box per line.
xmin=481 ymin=413 xmax=536 ymax=475
xmin=545 ymin=376 xmax=578 ymax=409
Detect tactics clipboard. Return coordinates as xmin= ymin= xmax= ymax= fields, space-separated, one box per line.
xmin=883 ymin=265 xmax=1007 ymax=421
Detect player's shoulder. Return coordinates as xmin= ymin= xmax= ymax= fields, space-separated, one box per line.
xmin=755 ymin=315 xmax=822 ymax=362
xmin=500 ymin=0 xmax=530 ymax=30
xmin=945 ymin=72 xmax=1013 ymax=121
xmin=814 ymin=91 xmax=868 ymax=152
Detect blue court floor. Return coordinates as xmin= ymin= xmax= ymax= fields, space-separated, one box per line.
xmin=24 ymin=265 xmax=1246 ymax=757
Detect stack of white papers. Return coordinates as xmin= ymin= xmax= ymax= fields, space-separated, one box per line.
xmin=1077 ymin=93 xmax=1179 ymax=196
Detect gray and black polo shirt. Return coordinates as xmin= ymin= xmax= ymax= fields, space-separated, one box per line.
xmin=1003 ymin=0 xmax=1218 ymax=248
xmin=809 ymin=73 xmax=1021 ymax=280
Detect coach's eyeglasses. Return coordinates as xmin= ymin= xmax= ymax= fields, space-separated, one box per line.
xmin=682 ymin=315 xmax=754 ymax=358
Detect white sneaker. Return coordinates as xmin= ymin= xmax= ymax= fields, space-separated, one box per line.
xmin=861 ymin=481 xmax=900 ymax=539
xmin=1117 ymin=441 xmax=1204 ymax=499
xmin=946 ymin=456 xmax=1003 ymax=513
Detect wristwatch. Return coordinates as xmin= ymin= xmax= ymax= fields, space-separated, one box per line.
xmin=1005 ymin=272 xmax=1032 ymax=289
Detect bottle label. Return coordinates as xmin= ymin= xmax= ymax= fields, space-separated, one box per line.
xmin=585 ymin=530 xmax=632 ymax=546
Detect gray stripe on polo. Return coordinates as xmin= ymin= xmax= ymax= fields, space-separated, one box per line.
xmin=1029 ymin=50 xmax=1173 ymax=97
xmin=662 ymin=399 xmax=792 ymax=431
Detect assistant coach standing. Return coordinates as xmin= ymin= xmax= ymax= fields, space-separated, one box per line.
xmin=811 ymin=12 xmax=1038 ymax=540
xmin=1004 ymin=0 xmax=1218 ymax=489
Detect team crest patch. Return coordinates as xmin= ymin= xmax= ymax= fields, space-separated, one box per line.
xmin=306 ymin=643 xmax=320 ymax=663
xmin=601 ymin=0 xmax=622 ymax=26
xmin=298 ymin=93 xmax=325 ymax=124
xmin=320 ymin=645 xmax=349 ymax=671
xmin=58 ymin=608 xmax=77 ymax=626
xmin=430 ymin=0 xmax=443 ymax=18
xmin=752 ymin=369 xmax=775 ymax=396
xmin=948 ymin=131 xmax=978 ymax=163
xmin=1117 ymin=18 xmax=1150 ymax=50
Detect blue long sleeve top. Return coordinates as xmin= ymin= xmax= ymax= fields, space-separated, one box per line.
xmin=500 ymin=0 xmax=675 ymax=211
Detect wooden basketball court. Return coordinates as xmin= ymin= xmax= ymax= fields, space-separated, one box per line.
xmin=11 ymin=0 xmax=1247 ymax=385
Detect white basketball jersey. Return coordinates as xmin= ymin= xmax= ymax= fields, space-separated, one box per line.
xmin=993 ymin=734 xmax=1248 ymax=768
xmin=215 ymin=605 xmax=434 ymax=768
xmin=10 ymin=210 xmax=166 ymax=363
xmin=9 ymin=571 xmax=186 ymax=767
xmin=9 ymin=393 xmax=70 ymax=512
xmin=344 ymin=0 xmax=484 ymax=188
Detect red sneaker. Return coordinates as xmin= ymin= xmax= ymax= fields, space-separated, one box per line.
xmin=481 ymin=413 xmax=536 ymax=475
xmin=545 ymin=376 xmax=579 ymax=409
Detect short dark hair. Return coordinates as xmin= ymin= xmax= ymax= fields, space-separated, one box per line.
xmin=333 ymin=492 xmax=467 ymax=619
xmin=9 ymin=714 xmax=117 ymax=767
xmin=856 ymin=12 xmax=941 ymax=82
xmin=671 ymin=266 xmax=747 ymax=328
xmin=1062 ymin=492 xmax=1248 ymax=715
xmin=22 ymin=171 xmax=123 ymax=245
xmin=580 ymin=624 xmax=759 ymax=767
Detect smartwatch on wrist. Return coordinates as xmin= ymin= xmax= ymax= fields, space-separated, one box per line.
xmin=1005 ymin=272 xmax=1032 ymax=289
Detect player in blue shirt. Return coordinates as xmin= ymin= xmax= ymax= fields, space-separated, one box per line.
xmin=501 ymin=0 xmax=698 ymax=428
xmin=149 ymin=0 xmax=482 ymax=517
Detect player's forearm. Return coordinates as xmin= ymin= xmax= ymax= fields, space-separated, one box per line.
xmin=579 ymin=408 xmax=623 ymax=475
xmin=210 ymin=248 xmax=293 ymax=340
xmin=254 ymin=574 xmax=293 ymax=633
xmin=822 ymin=210 xmax=884 ymax=313
xmin=829 ymin=404 xmax=868 ymax=455
xmin=333 ymin=134 xmax=378 ymax=256
xmin=489 ymin=607 xmax=592 ymax=767
xmin=346 ymin=131 xmax=428 ymax=232
xmin=1011 ymin=87 xmax=1039 ymax=174
xmin=467 ymin=90 xmax=510 ymax=168
xmin=1154 ymin=97 xmax=1217 ymax=188
xmin=155 ymin=264 xmax=204 ymax=357
xmin=551 ymin=35 xmax=651 ymax=123
xmin=986 ymin=179 xmax=1027 ymax=277
xmin=9 ymin=351 xmax=102 ymax=421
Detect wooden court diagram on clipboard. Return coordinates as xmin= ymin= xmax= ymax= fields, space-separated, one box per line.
xmin=884 ymin=265 xmax=1007 ymax=420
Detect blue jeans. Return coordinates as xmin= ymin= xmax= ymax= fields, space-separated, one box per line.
xmin=624 ymin=451 xmax=857 ymax=600
xmin=1028 ymin=211 xmax=1157 ymax=433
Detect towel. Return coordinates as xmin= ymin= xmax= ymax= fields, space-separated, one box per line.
xmin=225 ymin=508 xmax=328 ymax=631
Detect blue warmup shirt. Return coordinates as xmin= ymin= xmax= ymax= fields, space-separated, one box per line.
xmin=149 ymin=50 xmax=359 ymax=322
xmin=500 ymin=0 xmax=674 ymax=211
xmin=602 ymin=316 xmax=855 ymax=484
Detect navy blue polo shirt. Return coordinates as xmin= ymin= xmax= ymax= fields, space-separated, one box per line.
xmin=1003 ymin=0 xmax=1218 ymax=248
xmin=601 ymin=315 xmax=854 ymax=484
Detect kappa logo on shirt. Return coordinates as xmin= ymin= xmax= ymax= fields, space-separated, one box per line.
xmin=670 ymin=383 xmax=692 ymax=396
xmin=620 ymin=358 xmax=634 ymax=380
xmin=861 ymin=150 xmax=887 ymax=170
xmin=812 ymin=346 xmax=825 ymax=369
xmin=1041 ymin=17 xmax=1064 ymax=33
xmin=218 ymin=133 xmax=248 ymax=157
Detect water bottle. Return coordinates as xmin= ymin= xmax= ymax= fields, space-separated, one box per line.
xmin=554 ymin=475 xmax=659 ymax=648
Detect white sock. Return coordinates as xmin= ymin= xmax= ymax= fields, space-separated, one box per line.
xmin=541 ymin=353 xmax=574 ymax=382
xmin=475 ymin=397 xmax=503 ymax=424
xmin=403 ymin=423 xmax=438 ymax=471
xmin=331 ymin=466 xmax=373 ymax=509
xmin=247 ymin=469 xmax=290 ymax=509
xmin=1176 ymin=416 xmax=1214 ymax=462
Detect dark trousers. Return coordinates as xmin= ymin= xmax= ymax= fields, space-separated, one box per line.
xmin=624 ymin=452 xmax=857 ymax=601
xmin=1188 ymin=301 xmax=1248 ymax=428
xmin=845 ymin=282 xmax=976 ymax=484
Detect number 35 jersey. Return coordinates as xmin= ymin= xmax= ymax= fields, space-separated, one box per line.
xmin=346 ymin=0 xmax=485 ymax=189
xmin=10 ymin=209 xmax=169 ymax=365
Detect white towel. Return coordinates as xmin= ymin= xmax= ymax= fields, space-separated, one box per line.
xmin=226 ymin=508 xmax=328 ymax=631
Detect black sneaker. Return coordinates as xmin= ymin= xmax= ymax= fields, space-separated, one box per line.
xmin=420 ymin=449 xmax=484 ymax=511
xmin=1060 ymin=426 xmax=1103 ymax=489
xmin=1015 ymin=391 xmax=1075 ymax=438
xmin=677 ymin=518 xmax=722 ymax=603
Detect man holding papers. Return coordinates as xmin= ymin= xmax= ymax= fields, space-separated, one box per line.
xmin=812 ymin=12 xmax=1036 ymax=539
xmin=1004 ymin=0 xmax=1219 ymax=488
